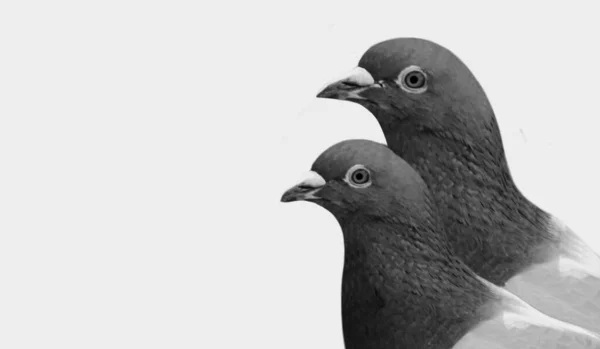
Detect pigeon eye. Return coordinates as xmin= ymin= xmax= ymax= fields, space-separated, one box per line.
xmin=405 ymin=72 xmax=425 ymax=88
xmin=397 ymin=66 xmax=427 ymax=93
xmin=345 ymin=165 xmax=372 ymax=188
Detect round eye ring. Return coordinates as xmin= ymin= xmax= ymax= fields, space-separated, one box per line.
xmin=397 ymin=66 xmax=428 ymax=93
xmin=345 ymin=165 xmax=372 ymax=188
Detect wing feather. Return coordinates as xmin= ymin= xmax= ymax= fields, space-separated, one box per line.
xmin=503 ymin=216 xmax=600 ymax=333
xmin=454 ymin=304 xmax=600 ymax=349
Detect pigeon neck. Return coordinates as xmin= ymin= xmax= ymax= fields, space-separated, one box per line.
xmin=339 ymin=219 xmax=497 ymax=349
xmin=381 ymin=114 xmax=553 ymax=284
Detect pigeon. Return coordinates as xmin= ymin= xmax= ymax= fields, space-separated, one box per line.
xmin=317 ymin=37 xmax=600 ymax=333
xmin=281 ymin=139 xmax=600 ymax=349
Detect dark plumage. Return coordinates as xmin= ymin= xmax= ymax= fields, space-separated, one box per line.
xmin=317 ymin=37 xmax=600 ymax=333
xmin=281 ymin=139 xmax=600 ymax=349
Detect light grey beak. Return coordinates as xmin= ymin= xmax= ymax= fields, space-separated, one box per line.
xmin=317 ymin=67 xmax=376 ymax=100
xmin=280 ymin=171 xmax=326 ymax=203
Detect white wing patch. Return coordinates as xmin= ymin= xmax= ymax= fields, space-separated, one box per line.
xmin=482 ymin=277 xmax=600 ymax=337
xmin=453 ymin=278 xmax=600 ymax=349
xmin=501 ymin=311 xmax=531 ymax=330
xmin=558 ymin=256 xmax=598 ymax=279
xmin=500 ymin=216 xmax=600 ymax=333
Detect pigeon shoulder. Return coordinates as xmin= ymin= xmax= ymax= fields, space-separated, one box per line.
xmin=549 ymin=215 xmax=600 ymax=279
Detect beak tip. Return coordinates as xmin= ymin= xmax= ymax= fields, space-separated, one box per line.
xmin=316 ymin=83 xmax=342 ymax=100
xmin=280 ymin=193 xmax=294 ymax=203
xmin=315 ymin=87 xmax=330 ymax=99
xmin=280 ymin=187 xmax=303 ymax=203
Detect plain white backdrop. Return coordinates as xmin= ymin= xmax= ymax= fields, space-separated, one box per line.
xmin=1 ymin=1 xmax=600 ymax=348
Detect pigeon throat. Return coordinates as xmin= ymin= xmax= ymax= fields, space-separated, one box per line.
xmin=340 ymin=221 xmax=498 ymax=349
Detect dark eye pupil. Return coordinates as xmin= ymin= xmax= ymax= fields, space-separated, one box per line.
xmin=405 ymin=71 xmax=425 ymax=88
xmin=352 ymin=169 xmax=369 ymax=184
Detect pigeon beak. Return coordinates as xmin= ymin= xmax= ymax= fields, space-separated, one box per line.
xmin=280 ymin=171 xmax=326 ymax=203
xmin=317 ymin=67 xmax=377 ymax=101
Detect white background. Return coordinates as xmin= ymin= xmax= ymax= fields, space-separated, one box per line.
xmin=1 ymin=1 xmax=600 ymax=348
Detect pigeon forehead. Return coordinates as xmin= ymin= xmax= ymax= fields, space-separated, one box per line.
xmin=358 ymin=37 xmax=458 ymax=80
xmin=311 ymin=139 xmax=413 ymax=181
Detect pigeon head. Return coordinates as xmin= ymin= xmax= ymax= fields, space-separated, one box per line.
xmin=317 ymin=38 xmax=550 ymax=285
xmin=317 ymin=37 xmax=498 ymax=146
xmin=281 ymin=139 xmax=498 ymax=349
xmin=281 ymin=139 xmax=436 ymax=227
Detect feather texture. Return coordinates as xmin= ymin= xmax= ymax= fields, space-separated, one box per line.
xmin=316 ymin=37 xmax=600 ymax=334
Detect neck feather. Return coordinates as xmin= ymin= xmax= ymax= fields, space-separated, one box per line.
xmin=339 ymin=217 xmax=497 ymax=349
xmin=379 ymin=114 xmax=554 ymax=284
